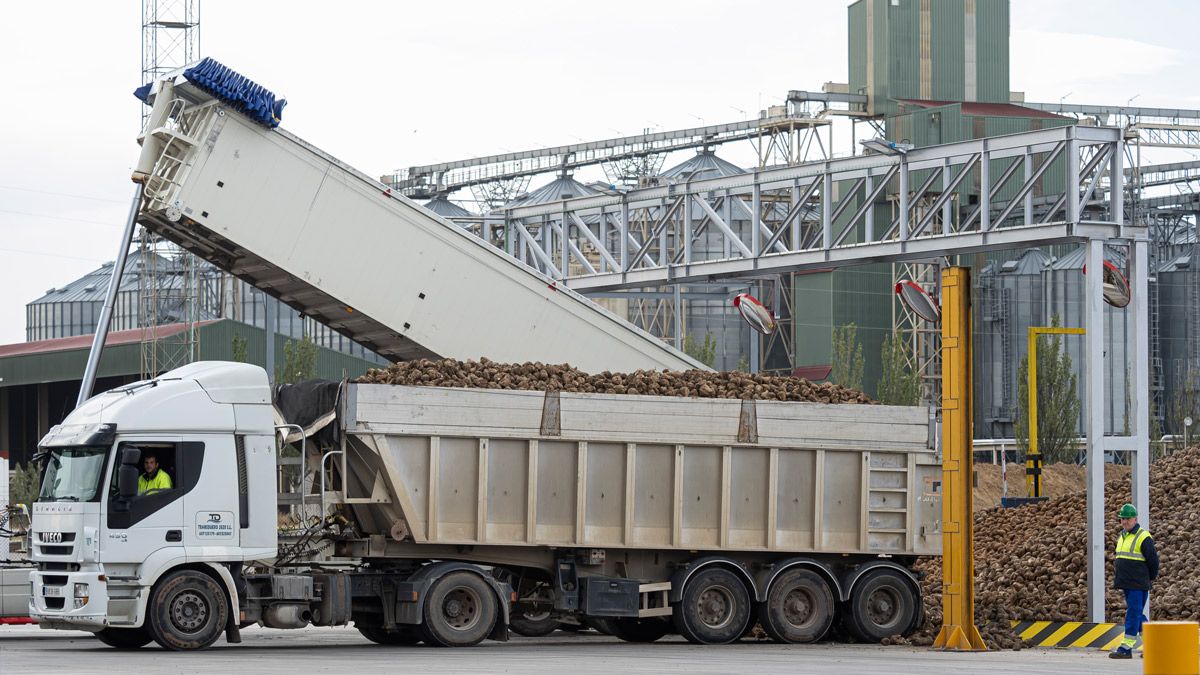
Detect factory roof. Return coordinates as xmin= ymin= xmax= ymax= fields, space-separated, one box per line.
xmin=1048 ymin=243 xmax=1127 ymax=271
xmin=0 ymin=322 xmax=210 ymax=359
xmin=997 ymin=248 xmax=1053 ymax=275
xmin=422 ymin=196 xmax=474 ymax=218
xmin=502 ymin=176 xmax=603 ymax=209
xmin=895 ymin=99 xmax=1069 ymax=120
xmin=27 ymin=252 xmax=172 ymax=305
xmin=660 ymin=151 xmax=746 ymax=181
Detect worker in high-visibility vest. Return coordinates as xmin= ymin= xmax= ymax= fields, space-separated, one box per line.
xmin=137 ymin=450 xmax=173 ymax=495
xmin=1108 ymin=503 xmax=1159 ymax=659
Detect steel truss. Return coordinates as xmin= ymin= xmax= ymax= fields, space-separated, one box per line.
xmin=495 ymin=126 xmax=1131 ymax=292
xmin=383 ymin=116 xmax=830 ymax=199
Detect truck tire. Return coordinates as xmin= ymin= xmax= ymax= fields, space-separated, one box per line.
xmin=606 ymin=617 xmax=671 ymax=643
xmin=841 ymin=569 xmax=918 ymax=643
xmin=418 ymin=571 xmax=497 ymax=647
xmin=757 ymin=569 xmax=834 ymax=644
xmin=672 ymin=567 xmax=751 ymax=645
xmin=508 ymin=608 xmax=560 ymax=637
xmin=357 ymin=624 xmax=423 ymax=645
xmin=94 ymin=626 xmax=154 ymax=649
xmin=145 ymin=570 xmax=229 ymax=651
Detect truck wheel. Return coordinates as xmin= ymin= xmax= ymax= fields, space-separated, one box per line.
xmin=508 ymin=608 xmax=560 ymax=637
xmin=145 ymin=570 xmax=229 ymax=651
xmin=94 ymin=626 xmax=154 ymax=649
xmin=672 ymin=567 xmax=751 ymax=645
xmin=757 ymin=569 xmax=834 ymax=643
xmin=357 ymin=624 xmax=423 ymax=645
xmin=841 ymin=569 xmax=918 ymax=643
xmin=419 ymin=572 xmax=497 ymax=647
xmin=607 ymin=617 xmax=671 ymax=643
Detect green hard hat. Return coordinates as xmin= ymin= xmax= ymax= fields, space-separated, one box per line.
xmin=1118 ymin=503 xmax=1137 ymax=518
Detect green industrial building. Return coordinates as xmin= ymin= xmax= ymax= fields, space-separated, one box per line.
xmin=0 ymin=319 xmax=381 ymax=467
xmin=792 ymin=0 xmax=1071 ymax=398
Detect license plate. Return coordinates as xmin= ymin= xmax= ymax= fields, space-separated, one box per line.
xmin=42 ymin=586 xmax=63 ymax=597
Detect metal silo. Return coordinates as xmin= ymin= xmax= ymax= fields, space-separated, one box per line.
xmin=1156 ymin=245 xmax=1200 ymax=434
xmin=658 ymin=151 xmax=752 ymax=371
xmin=974 ymin=248 xmax=1052 ymax=438
xmin=1042 ymin=245 xmax=1130 ymax=435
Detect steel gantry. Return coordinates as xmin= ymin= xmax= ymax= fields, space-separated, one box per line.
xmin=475 ymin=125 xmax=1146 ymax=623
xmin=494 ymin=126 xmax=1130 ymax=292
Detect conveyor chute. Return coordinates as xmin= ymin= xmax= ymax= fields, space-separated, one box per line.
xmin=132 ymin=60 xmax=704 ymax=373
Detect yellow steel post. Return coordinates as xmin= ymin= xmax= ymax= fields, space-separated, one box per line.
xmin=933 ymin=266 xmax=986 ymax=651
xmin=1025 ymin=327 xmax=1085 ymax=498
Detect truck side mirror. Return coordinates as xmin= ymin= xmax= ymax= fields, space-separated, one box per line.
xmin=118 ymin=448 xmax=141 ymax=499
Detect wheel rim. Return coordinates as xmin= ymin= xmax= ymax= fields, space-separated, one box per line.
xmin=865 ymin=586 xmax=901 ymax=628
xmin=521 ymin=609 xmax=552 ymax=622
xmin=695 ymin=586 xmax=735 ymax=630
xmin=781 ymin=586 xmax=816 ymax=629
xmin=441 ymin=587 xmax=481 ymax=631
xmin=170 ymin=590 xmax=209 ymax=634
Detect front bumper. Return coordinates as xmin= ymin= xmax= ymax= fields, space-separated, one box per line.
xmin=29 ymin=570 xmax=109 ymax=629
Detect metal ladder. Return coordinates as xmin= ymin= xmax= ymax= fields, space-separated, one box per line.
xmin=864 ymin=452 xmax=912 ymax=552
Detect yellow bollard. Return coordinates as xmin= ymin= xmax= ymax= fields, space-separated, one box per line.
xmin=1143 ymin=621 xmax=1199 ymax=675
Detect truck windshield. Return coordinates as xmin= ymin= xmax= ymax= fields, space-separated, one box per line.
xmin=38 ymin=447 xmax=109 ymax=502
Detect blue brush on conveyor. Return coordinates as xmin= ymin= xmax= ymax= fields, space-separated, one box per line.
xmin=133 ymin=57 xmax=286 ymax=128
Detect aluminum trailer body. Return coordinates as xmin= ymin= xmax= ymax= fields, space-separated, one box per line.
xmin=130 ymin=62 xmax=702 ymax=373
xmin=29 ymin=362 xmax=940 ymax=650
xmin=340 ymin=382 xmax=940 ymax=557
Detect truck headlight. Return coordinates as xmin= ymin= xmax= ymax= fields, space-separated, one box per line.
xmin=73 ymin=583 xmax=89 ymax=607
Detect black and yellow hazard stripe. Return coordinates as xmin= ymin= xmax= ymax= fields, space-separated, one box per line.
xmin=1010 ymin=620 xmax=1142 ymax=651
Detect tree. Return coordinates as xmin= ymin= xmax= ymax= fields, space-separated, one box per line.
xmin=878 ymin=333 xmax=920 ymax=405
xmin=1015 ymin=315 xmax=1081 ymax=464
xmin=276 ymin=333 xmax=319 ymax=384
xmin=231 ymin=334 xmax=248 ymax=363
xmin=831 ymin=323 xmax=864 ymax=391
xmin=8 ymin=462 xmax=42 ymax=507
xmin=682 ymin=332 xmax=717 ymax=368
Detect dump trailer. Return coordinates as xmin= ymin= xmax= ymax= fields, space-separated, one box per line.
xmin=28 ymin=362 xmax=941 ymax=650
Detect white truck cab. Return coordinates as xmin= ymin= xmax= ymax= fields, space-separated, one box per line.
xmin=29 ymin=362 xmax=278 ymax=646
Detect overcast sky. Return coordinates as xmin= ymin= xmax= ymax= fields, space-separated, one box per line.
xmin=0 ymin=1 xmax=1196 ymax=345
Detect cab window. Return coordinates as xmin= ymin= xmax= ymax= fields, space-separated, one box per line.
xmin=107 ymin=441 xmax=204 ymax=529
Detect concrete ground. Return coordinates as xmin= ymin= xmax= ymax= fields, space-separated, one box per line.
xmin=0 ymin=624 xmax=1147 ymax=674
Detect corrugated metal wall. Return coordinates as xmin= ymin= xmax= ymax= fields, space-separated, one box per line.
xmin=1043 ymin=252 xmax=1130 ymax=436
xmin=1157 ymin=250 xmax=1200 ymax=434
xmin=848 ymin=0 xmax=1010 ymax=115
xmin=973 ymin=0 xmax=1010 ymax=103
xmin=792 ymin=265 xmax=893 ymax=396
xmin=929 ymin=0 xmax=967 ymax=102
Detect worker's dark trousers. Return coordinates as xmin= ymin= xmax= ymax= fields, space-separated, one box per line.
xmin=1123 ymin=588 xmax=1148 ymax=641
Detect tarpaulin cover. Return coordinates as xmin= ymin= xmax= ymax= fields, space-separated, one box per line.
xmin=182 ymin=57 xmax=286 ymax=127
xmin=273 ymin=380 xmax=341 ymax=448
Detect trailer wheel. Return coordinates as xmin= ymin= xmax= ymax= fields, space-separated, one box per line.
xmin=841 ymin=569 xmax=918 ymax=643
xmin=357 ymin=624 xmax=423 ymax=645
xmin=418 ymin=572 xmax=497 ymax=647
xmin=508 ymin=607 xmax=560 ymax=637
xmin=757 ymin=569 xmax=834 ymax=644
xmin=606 ymin=617 xmax=671 ymax=643
xmin=94 ymin=626 xmax=154 ymax=649
xmin=145 ymin=570 xmax=229 ymax=651
xmin=672 ymin=567 xmax=752 ymax=645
